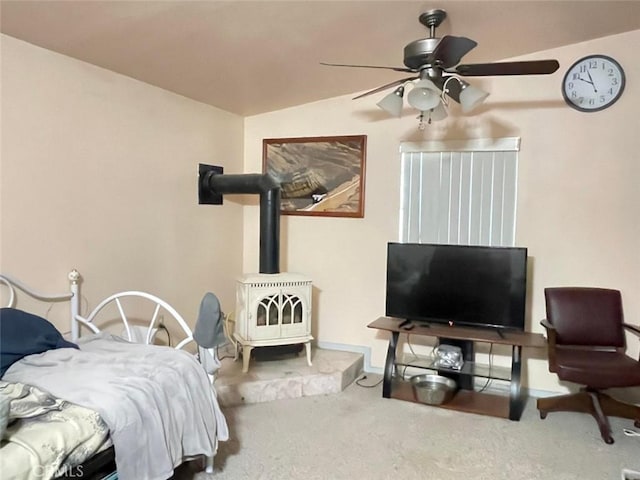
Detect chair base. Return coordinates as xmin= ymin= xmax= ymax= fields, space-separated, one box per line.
xmin=537 ymin=389 xmax=640 ymax=444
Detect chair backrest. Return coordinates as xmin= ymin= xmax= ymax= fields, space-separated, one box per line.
xmin=544 ymin=287 xmax=625 ymax=347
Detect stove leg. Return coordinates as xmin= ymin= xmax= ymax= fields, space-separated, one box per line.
xmin=242 ymin=345 xmax=254 ymax=373
xmin=304 ymin=341 xmax=312 ymax=366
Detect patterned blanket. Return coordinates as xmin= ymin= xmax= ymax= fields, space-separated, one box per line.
xmin=0 ymin=381 xmax=110 ymax=480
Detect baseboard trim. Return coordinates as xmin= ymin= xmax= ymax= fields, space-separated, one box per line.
xmin=526 ymin=387 xmax=564 ymax=398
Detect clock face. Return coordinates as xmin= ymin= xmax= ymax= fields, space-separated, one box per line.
xmin=562 ymin=55 xmax=625 ymax=112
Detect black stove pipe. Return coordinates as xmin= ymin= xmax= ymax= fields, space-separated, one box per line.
xmin=198 ymin=164 xmax=281 ymax=274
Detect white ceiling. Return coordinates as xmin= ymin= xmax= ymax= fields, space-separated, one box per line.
xmin=2 ymin=0 xmax=640 ymax=116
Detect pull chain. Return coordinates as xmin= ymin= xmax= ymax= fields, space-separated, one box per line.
xmin=417 ymin=112 xmax=432 ymax=130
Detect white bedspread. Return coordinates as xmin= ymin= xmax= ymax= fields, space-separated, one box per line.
xmin=4 ymin=333 xmax=228 ymax=480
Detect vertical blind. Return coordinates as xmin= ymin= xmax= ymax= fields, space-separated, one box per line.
xmin=399 ymin=137 xmax=520 ymax=246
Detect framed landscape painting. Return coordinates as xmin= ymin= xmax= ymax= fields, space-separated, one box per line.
xmin=262 ymin=135 xmax=367 ymax=218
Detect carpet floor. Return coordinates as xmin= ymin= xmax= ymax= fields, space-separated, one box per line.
xmin=175 ymin=375 xmax=639 ymax=480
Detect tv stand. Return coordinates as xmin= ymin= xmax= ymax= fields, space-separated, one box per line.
xmin=398 ymin=319 xmax=411 ymax=328
xmin=368 ymin=316 xmax=546 ymax=421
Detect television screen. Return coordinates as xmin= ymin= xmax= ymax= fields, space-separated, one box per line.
xmin=385 ymin=243 xmax=528 ymax=331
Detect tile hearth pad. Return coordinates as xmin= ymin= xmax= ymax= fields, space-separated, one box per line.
xmin=215 ymin=347 xmax=363 ymax=406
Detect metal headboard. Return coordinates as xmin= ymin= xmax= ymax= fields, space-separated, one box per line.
xmin=0 ymin=270 xmax=81 ymax=340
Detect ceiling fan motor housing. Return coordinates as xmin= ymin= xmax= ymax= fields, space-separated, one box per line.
xmin=403 ymin=37 xmax=441 ymax=70
xmin=403 ymin=9 xmax=447 ymax=70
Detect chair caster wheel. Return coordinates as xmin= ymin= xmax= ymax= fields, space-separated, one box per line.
xmin=539 ymin=411 xmax=547 ymax=420
xmin=604 ymin=436 xmax=614 ymax=445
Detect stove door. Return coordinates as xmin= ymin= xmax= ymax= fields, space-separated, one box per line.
xmin=247 ymin=285 xmax=310 ymax=341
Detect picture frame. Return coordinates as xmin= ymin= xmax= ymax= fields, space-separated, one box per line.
xmin=262 ymin=135 xmax=367 ymax=218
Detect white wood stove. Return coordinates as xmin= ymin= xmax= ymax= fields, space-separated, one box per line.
xmin=233 ymin=272 xmax=313 ymax=373
xmin=198 ymin=168 xmax=314 ymax=374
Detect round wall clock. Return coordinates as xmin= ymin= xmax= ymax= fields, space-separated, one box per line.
xmin=561 ymin=55 xmax=625 ymax=112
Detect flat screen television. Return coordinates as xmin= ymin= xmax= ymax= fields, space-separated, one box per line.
xmin=385 ymin=242 xmax=528 ymax=331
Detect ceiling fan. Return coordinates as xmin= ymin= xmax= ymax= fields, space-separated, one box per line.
xmin=321 ymin=9 xmax=559 ymax=124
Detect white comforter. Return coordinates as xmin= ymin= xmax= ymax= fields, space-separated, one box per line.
xmin=4 ymin=333 xmax=228 ymax=480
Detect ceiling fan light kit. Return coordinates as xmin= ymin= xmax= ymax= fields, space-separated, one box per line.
xmin=429 ymin=102 xmax=449 ymax=122
xmin=407 ymin=78 xmax=442 ymax=111
xmin=376 ymin=86 xmax=405 ymax=117
xmin=458 ymin=82 xmax=491 ymax=113
xmin=321 ymin=8 xmax=559 ymax=128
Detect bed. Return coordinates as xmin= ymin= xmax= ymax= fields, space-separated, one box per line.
xmin=0 ymin=270 xmax=228 ymax=480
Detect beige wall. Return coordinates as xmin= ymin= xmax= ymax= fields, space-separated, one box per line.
xmin=2 ymin=30 xmax=638 ymax=393
xmin=1 ymin=35 xmax=245 ymax=332
xmin=244 ymin=30 xmax=640 ymax=392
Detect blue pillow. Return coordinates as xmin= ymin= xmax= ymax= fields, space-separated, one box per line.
xmin=0 ymin=308 xmax=79 ymax=377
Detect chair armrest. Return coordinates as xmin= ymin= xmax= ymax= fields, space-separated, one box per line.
xmin=540 ymin=319 xmax=557 ymax=371
xmin=623 ymin=323 xmax=640 ymax=337
xmin=622 ymin=323 xmax=640 ymax=361
xmin=540 ymin=318 xmax=555 ymax=332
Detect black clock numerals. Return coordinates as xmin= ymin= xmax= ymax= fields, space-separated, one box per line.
xmin=562 ymin=55 xmax=625 ymax=112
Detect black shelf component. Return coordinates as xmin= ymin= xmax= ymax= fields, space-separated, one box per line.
xmin=369 ymin=316 xmax=546 ymax=421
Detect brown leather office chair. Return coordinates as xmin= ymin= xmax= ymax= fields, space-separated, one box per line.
xmin=537 ymin=287 xmax=640 ymax=444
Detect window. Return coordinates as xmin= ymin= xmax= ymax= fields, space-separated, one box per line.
xmin=399 ymin=137 xmax=520 ymax=246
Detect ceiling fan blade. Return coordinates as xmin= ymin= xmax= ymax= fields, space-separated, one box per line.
xmin=451 ymin=59 xmax=560 ymax=76
xmin=353 ymin=76 xmax=419 ymax=100
xmin=428 ymin=36 xmax=477 ymax=69
xmin=320 ymin=62 xmax=414 ymax=73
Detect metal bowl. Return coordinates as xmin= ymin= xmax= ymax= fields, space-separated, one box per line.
xmin=410 ymin=374 xmax=457 ymax=405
